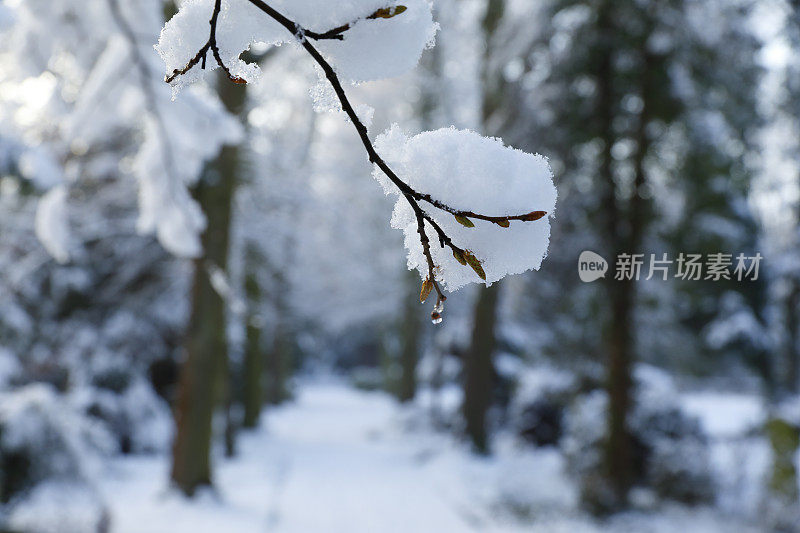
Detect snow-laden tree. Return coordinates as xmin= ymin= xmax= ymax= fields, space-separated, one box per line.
xmin=0 ymin=0 xmax=240 ymax=258
xmin=158 ymin=0 xmax=557 ymax=322
xmin=0 ymin=0 xmax=247 ymax=509
xmin=0 ymin=0 xmax=247 ymax=404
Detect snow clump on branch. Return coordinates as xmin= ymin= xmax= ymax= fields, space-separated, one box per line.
xmin=157 ymin=0 xmax=437 ymax=95
xmin=375 ymin=126 xmax=556 ymax=291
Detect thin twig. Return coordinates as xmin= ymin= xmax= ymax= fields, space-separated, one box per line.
xmin=165 ymin=0 xmax=240 ymax=83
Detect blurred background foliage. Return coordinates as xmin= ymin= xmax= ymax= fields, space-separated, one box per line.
xmin=2 ymin=0 xmax=800 ymax=531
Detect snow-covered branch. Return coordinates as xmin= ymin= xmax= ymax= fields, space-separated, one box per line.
xmin=159 ymin=0 xmax=556 ymax=321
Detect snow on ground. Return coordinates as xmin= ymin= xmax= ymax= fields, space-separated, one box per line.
xmin=100 ymin=382 xmax=763 ymax=533
xmin=681 ymin=391 xmax=766 ymax=439
xmin=681 ymin=391 xmax=772 ymax=520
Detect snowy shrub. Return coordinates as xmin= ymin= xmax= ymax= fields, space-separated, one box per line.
xmin=0 ymin=385 xmax=112 ymax=532
xmin=508 ymin=366 xmax=577 ymax=447
xmin=350 ymin=366 xmax=386 ymax=392
xmin=4 ymin=481 xmax=109 ymax=533
xmin=0 ymin=349 xmax=22 ymax=391
xmin=563 ymin=366 xmax=715 ymax=514
xmin=513 ymin=396 xmax=565 ymax=447
xmin=76 ymin=379 xmax=173 ymax=454
xmin=634 ymin=404 xmax=714 ymax=505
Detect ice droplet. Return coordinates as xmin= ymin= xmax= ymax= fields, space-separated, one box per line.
xmin=431 ymin=299 xmax=444 ymax=324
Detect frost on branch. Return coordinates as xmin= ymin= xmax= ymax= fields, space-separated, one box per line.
xmin=374 ymin=126 xmax=557 ymax=291
xmin=157 ymin=0 xmax=437 ymax=94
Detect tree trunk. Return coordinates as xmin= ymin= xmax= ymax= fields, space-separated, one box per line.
xmin=170 ymin=74 xmax=245 ymax=495
xmin=242 ymin=320 xmax=264 ymax=427
xmin=595 ymin=1 xmax=634 ymax=506
xmin=398 ymin=271 xmax=423 ymax=403
xmin=266 ymin=321 xmax=290 ymax=405
xmin=463 ymin=283 xmax=501 ymax=454
xmin=599 ymin=10 xmax=653 ymax=506
xmin=242 ymin=244 xmax=264 ymax=428
xmin=604 ymin=279 xmax=635 ymax=503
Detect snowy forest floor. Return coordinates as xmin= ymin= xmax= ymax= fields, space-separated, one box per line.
xmin=100 ymin=382 xmax=765 ymax=533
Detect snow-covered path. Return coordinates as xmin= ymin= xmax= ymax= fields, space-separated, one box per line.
xmin=101 ymin=382 xmax=574 ymax=532
xmin=101 ymin=382 xmax=761 ymax=533
xmin=252 ymin=385 xmax=483 ymax=533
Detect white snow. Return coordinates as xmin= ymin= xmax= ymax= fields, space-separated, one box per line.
xmin=35 ymin=185 xmax=72 ymax=264
xmin=315 ymin=0 xmax=438 ymax=84
xmin=5 ymin=481 xmax=108 ymax=533
xmin=18 ymin=147 xmax=64 ymax=190
xmin=374 ymin=126 xmax=557 ymax=290
xmin=681 ymin=391 xmax=765 ymax=439
xmin=133 ymin=91 xmax=242 ymax=257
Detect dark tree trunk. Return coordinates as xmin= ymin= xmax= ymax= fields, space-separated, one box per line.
xmin=170 ymin=74 xmax=245 ymax=495
xmin=596 ymin=1 xmax=633 ymax=506
xmin=266 ymin=321 xmax=290 ymax=405
xmin=242 ymin=244 xmax=264 ymax=428
xmin=598 ymin=8 xmax=653 ymax=505
xmin=242 ymin=319 xmax=264 ymax=426
xmin=463 ymin=283 xmax=501 ymax=454
xmin=604 ymin=279 xmax=635 ymax=502
xmin=398 ymin=271 xmax=423 ymax=403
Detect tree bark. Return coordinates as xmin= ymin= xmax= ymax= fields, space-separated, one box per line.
xmin=398 ymin=271 xmax=423 ymax=403
xmin=595 ymin=1 xmax=634 ymax=506
xmin=170 ymin=74 xmax=245 ymax=495
xmin=242 ymin=244 xmax=264 ymax=428
xmin=604 ymin=281 xmax=635 ymax=503
xmin=463 ymin=283 xmax=501 ymax=454
xmin=266 ymin=317 xmax=290 ymax=405
xmin=598 ymin=7 xmax=653 ymax=505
